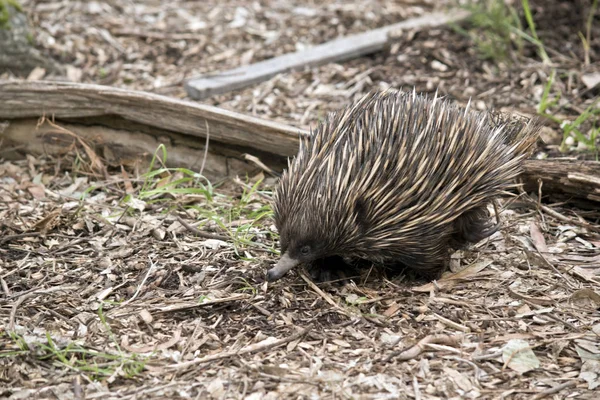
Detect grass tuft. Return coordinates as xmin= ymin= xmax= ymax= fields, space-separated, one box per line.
xmin=2 ymin=305 xmax=147 ymax=382
xmin=454 ymin=0 xmax=551 ymax=64
xmin=452 ymin=0 xmax=523 ymax=63
xmin=538 ymin=70 xmax=600 ymax=152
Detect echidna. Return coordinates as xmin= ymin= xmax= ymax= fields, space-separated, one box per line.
xmin=267 ymin=89 xmax=539 ymax=282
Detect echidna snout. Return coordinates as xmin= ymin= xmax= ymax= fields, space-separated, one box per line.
xmin=268 ymin=238 xmax=329 ymax=281
xmin=267 ymin=253 xmax=299 ymax=281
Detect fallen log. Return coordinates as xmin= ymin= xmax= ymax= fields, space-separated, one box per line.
xmin=0 ymin=79 xmax=300 ymax=178
xmin=0 ymin=80 xmax=303 ymax=157
xmin=521 ymin=159 xmax=600 ymax=204
xmin=0 ymin=118 xmax=287 ymax=179
xmin=1 ymin=80 xmax=598 ymax=205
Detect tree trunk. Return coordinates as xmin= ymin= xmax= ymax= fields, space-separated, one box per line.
xmin=0 ymin=0 xmax=62 ymax=75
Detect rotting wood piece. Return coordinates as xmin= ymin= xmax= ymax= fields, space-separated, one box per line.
xmin=521 ymin=159 xmax=600 ymax=204
xmin=0 ymin=80 xmax=304 ymax=157
xmin=0 ymin=118 xmax=287 ymax=179
xmin=184 ymin=10 xmax=470 ymax=100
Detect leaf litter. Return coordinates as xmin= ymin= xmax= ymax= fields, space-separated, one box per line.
xmin=1 ymin=141 xmax=599 ymax=398
xmin=1 ymin=0 xmax=600 ymax=399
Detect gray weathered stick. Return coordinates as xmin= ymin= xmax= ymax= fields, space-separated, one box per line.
xmin=184 ymin=10 xmax=470 ymax=100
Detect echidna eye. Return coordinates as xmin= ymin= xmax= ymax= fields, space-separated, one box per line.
xmin=300 ymin=245 xmax=310 ymax=255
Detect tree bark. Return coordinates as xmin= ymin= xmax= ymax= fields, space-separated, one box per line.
xmin=0 ymin=0 xmax=62 ymax=75
xmin=521 ymin=159 xmax=600 ymax=204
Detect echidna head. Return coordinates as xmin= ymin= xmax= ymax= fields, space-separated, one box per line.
xmin=267 ymin=183 xmax=364 ymax=281
xmin=267 ymin=220 xmax=331 ymax=281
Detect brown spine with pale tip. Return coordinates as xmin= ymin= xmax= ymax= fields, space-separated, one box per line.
xmin=267 ymin=89 xmax=540 ymax=282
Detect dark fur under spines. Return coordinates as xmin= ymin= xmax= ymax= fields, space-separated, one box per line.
xmin=269 ymin=89 xmax=540 ymax=282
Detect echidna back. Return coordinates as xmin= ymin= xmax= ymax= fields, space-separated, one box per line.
xmin=273 ymin=89 xmax=539 ymax=274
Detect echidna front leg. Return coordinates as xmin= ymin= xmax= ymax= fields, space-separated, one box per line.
xmin=452 ymin=205 xmax=499 ymax=247
xmin=306 ymin=255 xmax=357 ymax=283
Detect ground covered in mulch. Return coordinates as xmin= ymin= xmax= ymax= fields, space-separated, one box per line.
xmin=1 ymin=0 xmax=600 ymax=399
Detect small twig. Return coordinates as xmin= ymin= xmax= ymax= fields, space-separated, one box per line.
xmin=353 ymin=295 xmax=397 ymax=305
xmin=1 ymin=277 xmax=10 ymax=297
xmin=533 ymin=249 xmax=577 ymax=289
xmin=383 ymin=334 xmax=463 ymax=362
xmin=298 ymin=270 xmax=351 ymax=317
xmin=508 ymin=288 xmax=555 ymax=306
xmin=119 ymin=383 xmax=193 ymax=400
xmin=175 ymin=215 xmax=230 ymax=241
xmin=248 ymin=301 xmax=272 ymax=317
xmin=73 ymin=376 xmax=83 ymax=400
xmin=492 ymin=199 xmax=501 ymax=228
xmin=166 ymin=326 xmax=311 ymax=370
xmin=119 ymin=255 xmax=158 ymax=307
xmin=520 ymin=299 xmax=580 ymax=332
xmin=423 ymin=343 xmax=463 ymax=354
xmin=123 ymin=329 xmax=182 ymax=354
xmin=43 ymin=118 xmax=105 ymax=173
xmin=199 ymin=119 xmax=210 ymax=178
xmin=432 ymin=312 xmax=471 ymax=333
xmin=0 ymin=232 xmax=41 ymax=244
xmin=257 ymin=372 xmax=321 ymax=386
xmin=242 ymin=153 xmax=280 ymax=177
xmin=413 ymin=376 xmax=421 ymax=400
xmin=51 ymin=237 xmax=89 ymax=255
xmin=108 ymin=294 xmax=251 ymax=318
xmin=472 ymin=350 xmax=503 ymax=361
xmin=177 ymin=320 xmax=205 ymax=367
xmin=539 ymin=203 xmax=600 ymax=233
xmin=531 ymin=381 xmax=577 ymax=400
xmin=444 ymin=356 xmax=486 ymax=380
xmin=9 ymin=285 xmax=79 ymax=332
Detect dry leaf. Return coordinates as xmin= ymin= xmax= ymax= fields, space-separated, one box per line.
xmin=27 ymin=184 xmax=46 ymax=200
xmin=581 ymin=72 xmax=600 ymax=89
xmin=121 ymin=166 xmax=135 ymax=194
xmin=27 ymin=67 xmax=46 ymax=81
xmin=570 ymin=288 xmax=600 ymax=306
xmin=383 ymin=302 xmax=401 ymax=317
xmin=509 ymin=288 xmax=556 ymax=306
xmin=412 ymin=260 xmax=493 ymax=292
xmin=443 ymin=367 xmax=472 ymax=392
xmin=571 ymin=266 xmax=600 ymax=282
xmin=576 ymin=345 xmax=600 ymax=390
xmin=207 ymin=378 xmax=225 ymax=398
xmin=502 ymin=339 xmax=540 ymax=374
xmin=529 ymin=221 xmax=548 ymax=253
xmin=122 ymin=330 xmax=182 ymax=354
xmin=32 ymin=209 xmax=61 ymax=233
xmin=139 ymin=309 xmax=153 ymax=324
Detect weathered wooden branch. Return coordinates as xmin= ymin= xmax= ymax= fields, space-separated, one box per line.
xmin=184 ymin=9 xmax=470 ymax=100
xmin=521 ymin=159 xmax=600 ymax=203
xmin=0 ymin=80 xmax=303 ymax=157
xmin=1 ymin=80 xmax=598 ymax=204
